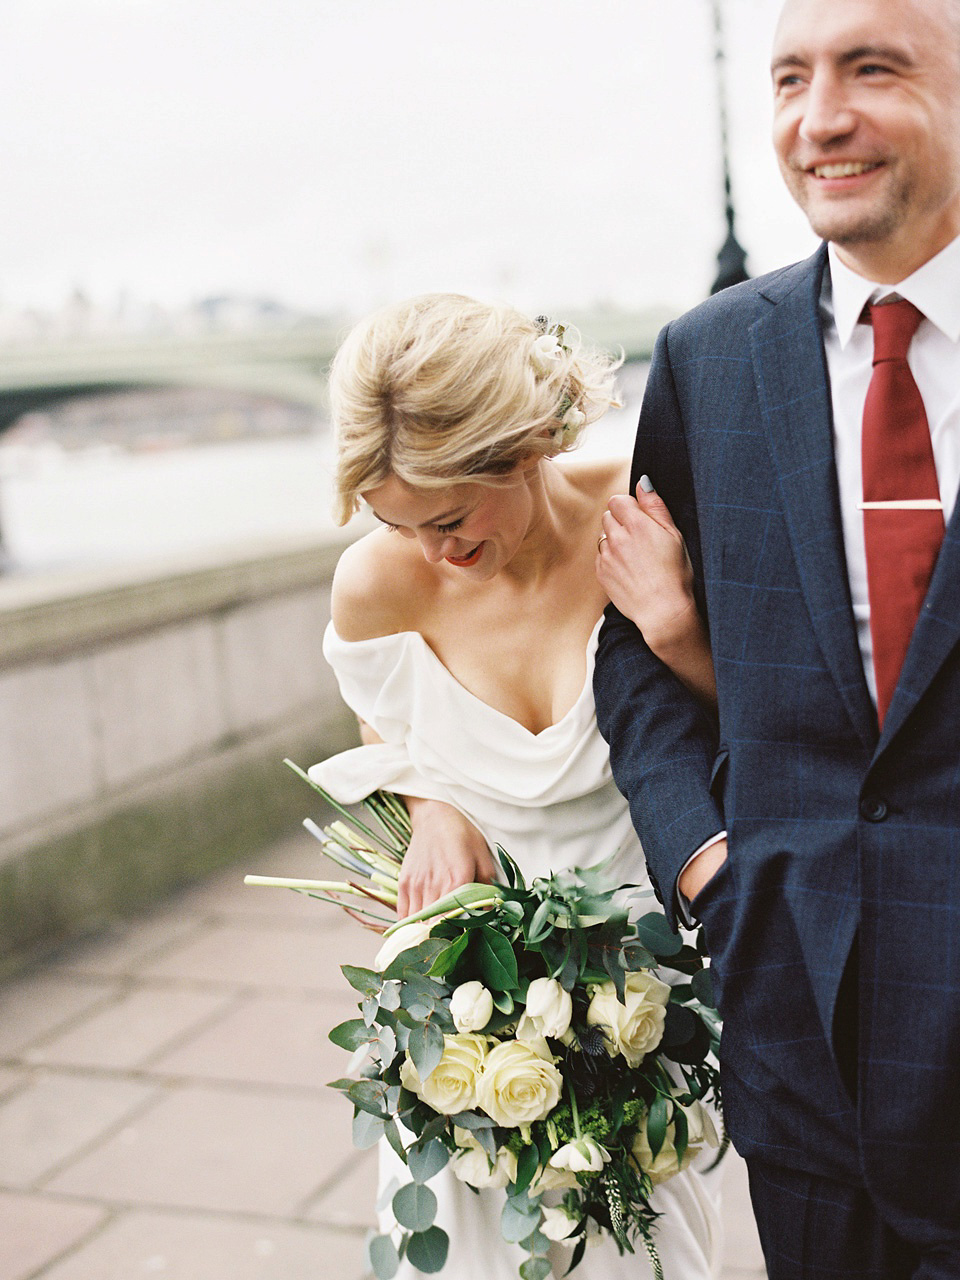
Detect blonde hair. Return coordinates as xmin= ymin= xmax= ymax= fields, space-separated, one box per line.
xmin=328 ymin=293 xmax=622 ymax=525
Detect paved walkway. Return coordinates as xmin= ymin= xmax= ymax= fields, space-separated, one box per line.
xmin=0 ymin=826 xmax=767 ymax=1280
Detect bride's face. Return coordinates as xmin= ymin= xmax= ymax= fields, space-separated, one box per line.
xmin=362 ymin=470 xmax=534 ymax=579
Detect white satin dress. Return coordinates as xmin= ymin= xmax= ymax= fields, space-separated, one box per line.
xmin=311 ymin=620 xmax=723 ymax=1280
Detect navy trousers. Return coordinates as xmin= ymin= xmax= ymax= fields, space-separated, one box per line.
xmin=747 ymin=1160 xmax=960 ymax=1279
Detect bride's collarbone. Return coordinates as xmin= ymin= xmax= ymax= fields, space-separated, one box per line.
xmin=425 ymin=613 xmax=599 ymax=735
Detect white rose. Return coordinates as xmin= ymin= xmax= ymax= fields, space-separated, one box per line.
xmin=450 ymin=1142 xmax=517 ymax=1189
xmin=399 ymin=1033 xmax=487 ymax=1114
xmin=476 ymin=1038 xmax=563 ymax=1127
xmin=630 ymin=1120 xmax=698 ymax=1186
xmin=540 ymin=1205 xmax=580 ymax=1243
xmin=530 ymin=333 xmax=564 ymax=376
xmin=375 ymin=919 xmax=434 ymax=970
xmin=518 ymin=977 xmax=573 ymax=1040
xmin=549 ymin=1135 xmax=611 ymax=1175
xmin=586 ymin=971 xmax=671 ymax=1068
xmin=450 ymin=981 xmax=494 ymax=1033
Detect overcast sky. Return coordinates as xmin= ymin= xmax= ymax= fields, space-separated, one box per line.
xmin=1 ymin=0 xmax=819 ymax=319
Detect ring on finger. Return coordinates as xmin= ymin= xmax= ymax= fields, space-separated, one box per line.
xmin=597 ymin=533 xmax=608 ymax=552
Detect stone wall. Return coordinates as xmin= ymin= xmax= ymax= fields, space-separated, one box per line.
xmin=0 ymin=535 xmax=361 ymax=973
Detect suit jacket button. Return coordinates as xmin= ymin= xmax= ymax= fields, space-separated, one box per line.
xmin=860 ymin=796 xmax=888 ymax=822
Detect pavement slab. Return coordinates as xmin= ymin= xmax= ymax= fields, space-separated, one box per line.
xmin=0 ymin=1071 xmax=157 ymax=1188
xmin=136 ymin=918 xmax=377 ymax=992
xmin=46 ymin=1082 xmax=354 ymax=1218
xmin=0 ymin=973 xmax=117 ymax=1058
xmin=151 ymin=989 xmax=362 ymax=1090
xmin=56 ymin=911 xmax=208 ymax=979
xmin=32 ymin=1209 xmax=367 ymax=1280
xmin=23 ymin=987 xmax=235 ymax=1071
xmin=0 ymin=1191 xmax=105 ymax=1280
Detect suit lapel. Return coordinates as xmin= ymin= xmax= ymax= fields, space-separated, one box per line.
xmin=749 ymin=247 xmax=878 ymax=751
xmin=878 ymin=483 xmax=960 ymax=748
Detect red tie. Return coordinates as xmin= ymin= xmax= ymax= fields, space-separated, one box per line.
xmin=862 ymin=299 xmax=944 ymax=726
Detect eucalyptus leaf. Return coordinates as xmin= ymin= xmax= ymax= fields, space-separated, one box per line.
xmin=448 ymin=1111 xmax=495 ymax=1131
xmin=369 ymin=1233 xmax=401 ymax=1280
xmin=404 ymin=1226 xmax=449 ymax=1273
xmin=342 ymin=964 xmax=382 ymax=998
xmin=374 ymin=1024 xmax=398 ymax=1068
xmin=691 ymin=968 xmax=715 ymax=1008
xmin=383 ymin=1116 xmax=407 ymax=1161
xmin=520 ymin=1259 xmax=552 ymax=1280
xmin=408 ymin=1018 xmax=445 ymax=1080
xmin=376 ymin=1175 xmax=400 ymax=1213
xmin=620 ymin=940 xmax=656 ymax=970
xmin=379 ymin=980 xmax=402 ymax=1012
xmin=329 ymin=1018 xmax=373 ymax=1052
xmin=408 ymin=1138 xmax=450 ymax=1184
xmin=501 ymin=1197 xmax=541 ymax=1244
xmin=362 ymin=995 xmax=380 ymax=1028
xmin=393 ymin=1182 xmax=438 ymax=1232
xmin=353 ymin=1110 xmax=385 ymax=1149
xmin=633 ymin=912 xmax=684 ymax=957
xmin=348 ymin=1078 xmax=390 ymax=1119
xmin=662 ymin=1004 xmax=699 ymax=1050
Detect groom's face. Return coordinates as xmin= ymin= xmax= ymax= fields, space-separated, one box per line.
xmin=771 ymin=0 xmax=960 ymax=280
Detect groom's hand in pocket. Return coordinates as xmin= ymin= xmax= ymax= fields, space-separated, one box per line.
xmin=678 ymin=838 xmax=728 ymax=911
xmin=398 ymin=798 xmax=498 ymax=918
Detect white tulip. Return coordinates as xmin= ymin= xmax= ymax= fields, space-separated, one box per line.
xmin=450 ymin=980 xmax=494 ymax=1032
xmin=374 ymin=919 xmax=434 ymax=970
xmin=530 ymin=333 xmax=564 ymax=376
xmin=540 ymin=1205 xmax=581 ymax=1243
xmin=549 ymin=1135 xmax=611 ymax=1174
xmin=521 ymin=977 xmax=573 ymax=1040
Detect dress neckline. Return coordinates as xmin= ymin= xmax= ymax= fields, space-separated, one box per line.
xmin=331 ymin=617 xmax=603 ymax=741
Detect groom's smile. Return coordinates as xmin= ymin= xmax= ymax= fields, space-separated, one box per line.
xmin=771 ymin=0 xmax=960 ymax=282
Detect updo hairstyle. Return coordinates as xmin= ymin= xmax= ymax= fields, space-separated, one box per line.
xmin=328 ymin=293 xmax=621 ymax=525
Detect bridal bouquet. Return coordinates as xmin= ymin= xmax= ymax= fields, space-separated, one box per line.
xmin=246 ymin=763 xmax=722 ymax=1280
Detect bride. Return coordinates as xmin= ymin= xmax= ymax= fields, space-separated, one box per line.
xmin=310 ymin=294 xmax=722 ymax=1278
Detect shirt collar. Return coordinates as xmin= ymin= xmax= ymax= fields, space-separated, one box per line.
xmin=827 ymin=235 xmax=960 ymax=348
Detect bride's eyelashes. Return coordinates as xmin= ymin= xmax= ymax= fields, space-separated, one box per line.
xmin=437 ymin=518 xmax=465 ymax=533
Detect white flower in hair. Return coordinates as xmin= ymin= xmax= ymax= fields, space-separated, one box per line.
xmin=561 ymin=404 xmax=586 ymax=433
xmin=531 ymin=333 xmax=564 ymax=376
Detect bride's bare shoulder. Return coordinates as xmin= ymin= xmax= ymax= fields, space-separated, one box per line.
xmin=331 ymin=529 xmax=434 ymax=642
xmin=560 ymin=457 xmax=632 ymax=509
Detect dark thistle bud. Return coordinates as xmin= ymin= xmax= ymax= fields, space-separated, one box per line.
xmin=580 ymin=1026 xmax=608 ymax=1057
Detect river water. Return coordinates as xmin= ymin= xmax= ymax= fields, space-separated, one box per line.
xmin=0 ymin=368 xmax=647 ymax=577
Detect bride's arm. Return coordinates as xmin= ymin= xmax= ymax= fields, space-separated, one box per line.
xmin=356 ymin=719 xmax=498 ymax=919
xmin=596 ymin=477 xmax=717 ymax=707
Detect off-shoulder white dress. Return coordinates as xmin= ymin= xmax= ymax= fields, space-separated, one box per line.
xmin=311 ymin=620 xmax=722 ymax=1280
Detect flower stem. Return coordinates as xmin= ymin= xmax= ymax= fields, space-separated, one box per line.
xmin=568 ymin=1079 xmax=582 ymax=1140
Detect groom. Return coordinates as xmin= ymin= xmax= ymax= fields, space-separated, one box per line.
xmin=594 ymin=0 xmax=960 ymax=1274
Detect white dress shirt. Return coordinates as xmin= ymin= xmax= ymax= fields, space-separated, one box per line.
xmin=823 ymin=236 xmax=960 ymax=702
xmin=680 ymin=235 xmax=960 ymax=921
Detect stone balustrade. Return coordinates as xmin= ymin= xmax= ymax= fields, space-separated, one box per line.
xmin=0 ymin=534 xmax=363 ymax=973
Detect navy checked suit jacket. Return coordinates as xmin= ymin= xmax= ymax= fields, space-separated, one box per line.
xmin=594 ymin=245 xmax=960 ymax=1235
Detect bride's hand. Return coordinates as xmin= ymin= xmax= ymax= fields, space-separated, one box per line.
xmin=597 ymin=476 xmax=717 ymax=706
xmin=397 ymin=798 xmax=498 ymax=918
xmin=596 ymin=476 xmax=696 ymax=648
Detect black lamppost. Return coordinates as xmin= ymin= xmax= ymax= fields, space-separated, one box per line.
xmin=710 ymin=0 xmax=750 ymax=294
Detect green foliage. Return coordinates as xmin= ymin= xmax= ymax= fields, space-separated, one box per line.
xmin=315 ymin=786 xmax=723 ymax=1280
